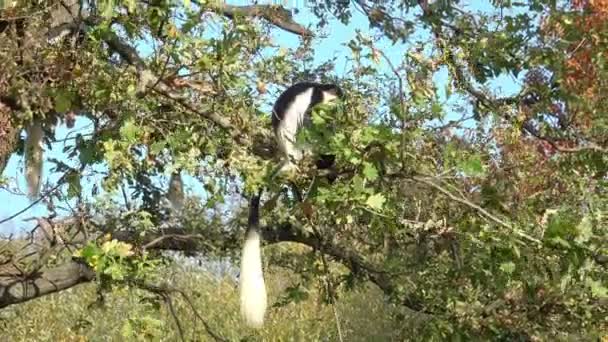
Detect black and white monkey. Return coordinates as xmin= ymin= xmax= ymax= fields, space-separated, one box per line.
xmin=24 ymin=122 xmax=44 ymax=200
xmin=239 ymin=82 xmax=343 ymax=328
xmin=272 ymin=82 xmax=344 ymax=174
xmin=166 ymin=170 xmax=184 ymax=210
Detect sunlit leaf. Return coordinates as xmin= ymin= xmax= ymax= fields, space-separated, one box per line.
xmin=366 ymin=193 xmax=386 ymax=211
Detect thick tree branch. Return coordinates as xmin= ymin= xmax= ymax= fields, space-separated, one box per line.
xmin=261 ymin=223 xmax=429 ymax=314
xmin=218 ymin=4 xmax=311 ymax=36
xmin=0 ymin=260 xmax=95 ymax=308
xmin=0 ymin=215 xmax=429 ymax=315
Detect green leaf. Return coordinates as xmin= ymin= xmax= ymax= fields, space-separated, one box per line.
xmin=586 ymin=278 xmax=608 ymax=298
xmin=101 ymin=0 xmax=114 ymax=19
xmin=149 ymin=141 xmax=166 ymax=155
xmin=549 ymin=237 xmax=571 ymax=249
xmin=126 ymin=83 xmax=137 ymax=97
xmin=78 ymin=142 xmax=96 ymax=165
xmin=121 ymin=320 xmax=134 ymax=338
xmin=104 ymin=263 xmax=126 ymax=280
xmin=431 ymin=102 xmax=443 ymax=117
xmin=126 ymin=0 xmax=136 ymax=13
xmin=499 ymin=261 xmax=516 ymax=274
xmin=366 ymin=193 xmax=386 ymax=211
xmin=76 ymin=243 xmax=102 ymax=263
xmin=351 ymin=175 xmax=365 ymax=194
xmin=66 ymin=171 xmax=82 ymax=199
xmin=53 ymin=89 xmax=73 ymax=113
xmin=458 ymin=154 xmax=485 ymax=177
xmin=575 ymin=216 xmax=593 ymax=244
xmin=114 ymin=241 xmax=134 ymax=258
xmin=120 ymin=120 xmax=140 ymax=144
xmin=362 ymin=162 xmax=378 ymax=181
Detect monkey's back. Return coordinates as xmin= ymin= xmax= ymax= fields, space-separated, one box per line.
xmin=271 ymin=82 xmax=325 ymax=132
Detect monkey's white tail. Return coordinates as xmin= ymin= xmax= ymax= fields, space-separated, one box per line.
xmin=167 ymin=171 xmax=184 ymax=210
xmin=24 ymin=122 xmax=44 ymax=200
xmin=239 ymin=229 xmax=267 ymax=328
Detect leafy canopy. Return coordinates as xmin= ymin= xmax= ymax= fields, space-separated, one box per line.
xmin=0 ymin=0 xmax=606 ymax=340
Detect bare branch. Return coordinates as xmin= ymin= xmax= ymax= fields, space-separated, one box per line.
xmin=218 ymin=4 xmax=311 ymax=36
xmin=142 ymin=233 xmax=214 ymax=251
xmin=522 ymin=121 xmax=608 ymax=154
xmin=165 ymin=294 xmax=186 ymax=342
xmin=133 ymin=281 xmax=228 ymax=342
xmin=407 ymin=174 xmax=541 ymax=244
xmin=0 ymin=174 xmax=67 ymax=225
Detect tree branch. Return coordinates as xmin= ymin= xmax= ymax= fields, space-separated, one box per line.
xmin=260 ymin=222 xmax=431 ymax=314
xmin=218 ymin=4 xmax=311 ymax=36
xmin=0 ymin=260 xmax=95 ymax=308
xmin=0 ymin=101 xmax=20 ymax=174
xmin=0 ymin=215 xmax=430 ymax=315
xmin=87 ymin=19 xmax=247 ymax=144
xmin=522 ymin=121 xmax=608 ymax=154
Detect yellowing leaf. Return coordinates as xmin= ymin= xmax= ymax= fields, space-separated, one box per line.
xmin=101 ymin=239 xmax=134 ymax=257
xmin=366 ymin=193 xmax=386 ymax=211
xmin=114 ymin=242 xmax=134 ymax=258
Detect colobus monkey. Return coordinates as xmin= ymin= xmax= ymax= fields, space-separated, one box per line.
xmin=239 ymin=82 xmax=343 ymax=328
xmin=24 ymin=122 xmax=44 ymax=200
xmin=166 ymin=170 xmax=184 ymax=210
xmin=271 ymin=82 xmax=343 ymax=173
xmin=239 ymin=191 xmax=266 ymax=328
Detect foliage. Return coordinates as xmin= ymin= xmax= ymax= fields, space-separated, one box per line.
xmin=0 ymin=0 xmax=607 ymax=340
xmin=0 ymin=260 xmax=401 ymax=341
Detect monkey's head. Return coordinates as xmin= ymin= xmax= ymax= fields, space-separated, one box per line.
xmin=319 ymin=84 xmax=344 ymax=103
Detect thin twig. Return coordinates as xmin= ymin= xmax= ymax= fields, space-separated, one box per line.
xmin=134 ymin=281 xmax=227 ymax=342
xmin=411 ymin=175 xmax=540 ymax=244
xmin=0 ymin=175 xmax=66 ymax=225
xmin=320 ymin=246 xmax=344 ymax=342
xmin=305 ymin=214 xmax=344 ymax=342
xmin=523 ymin=123 xmax=608 ymax=154
xmin=120 ymin=181 xmax=131 ymax=211
xmin=176 ymin=291 xmax=228 ymax=342
xmin=376 ymin=49 xmax=408 ymax=170
xmin=165 ymin=294 xmax=186 ymax=342
xmin=142 ymin=233 xmax=215 ymax=251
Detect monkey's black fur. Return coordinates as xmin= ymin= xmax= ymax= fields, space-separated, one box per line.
xmin=271 ymin=82 xmax=343 ymax=133
xmin=271 ymin=82 xmax=343 ymax=176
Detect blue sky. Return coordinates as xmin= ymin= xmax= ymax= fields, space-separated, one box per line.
xmin=0 ymin=0 xmax=524 ymax=234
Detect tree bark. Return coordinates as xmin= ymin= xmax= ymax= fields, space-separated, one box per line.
xmin=0 ymin=220 xmax=427 ymax=315
xmin=0 ymin=260 xmax=95 ymax=308
xmin=0 ymin=102 xmax=19 ymax=175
